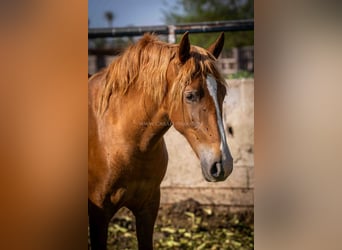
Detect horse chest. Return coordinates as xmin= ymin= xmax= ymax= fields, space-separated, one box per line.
xmin=106 ymin=156 xmax=167 ymax=210
xmin=127 ymin=150 xmax=168 ymax=184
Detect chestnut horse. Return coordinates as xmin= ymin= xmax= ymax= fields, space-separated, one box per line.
xmin=88 ymin=32 xmax=233 ymax=250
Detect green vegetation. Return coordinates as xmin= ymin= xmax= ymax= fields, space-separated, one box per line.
xmin=227 ymin=70 xmax=254 ymax=79
xmin=162 ymin=0 xmax=254 ymax=49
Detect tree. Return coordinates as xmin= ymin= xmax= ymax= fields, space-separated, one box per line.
xmin=104 ymin=11 xmax=115 ymax=27
xmin=162 ymin=0 xmax=253 ymax=50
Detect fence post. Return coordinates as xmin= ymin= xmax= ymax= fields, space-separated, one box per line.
xmin=168 ymin=25 xmax=176 ymax=44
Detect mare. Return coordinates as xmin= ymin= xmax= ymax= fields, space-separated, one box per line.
xmin=88 ymin=32 xmax=234 ymax=250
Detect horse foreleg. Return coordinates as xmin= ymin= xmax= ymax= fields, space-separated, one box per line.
xmin=88 ymin=202 xmax=110 ymax=250
xmin=133 ymin=189 xmax=160 ymax=250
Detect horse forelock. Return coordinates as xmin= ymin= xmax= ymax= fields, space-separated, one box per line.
xmin=96 ymin=34 xmax=225 ymax=116
xmin=169 ymin=46 xmax=226 ymax=114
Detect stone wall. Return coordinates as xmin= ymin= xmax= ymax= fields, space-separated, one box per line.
xmin=161 ymin=79 xmax=254 ymax=209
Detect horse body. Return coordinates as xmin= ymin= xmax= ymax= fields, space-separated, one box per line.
xmin=89 ymin=32 xmax=233 ymax=250
xmin=89 ymin=68 xmax=170 ymax=249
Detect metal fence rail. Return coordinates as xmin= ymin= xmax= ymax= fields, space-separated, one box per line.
xmin=88 ymin=19 xmax=254 ymax=39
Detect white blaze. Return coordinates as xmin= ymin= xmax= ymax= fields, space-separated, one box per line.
xmin=206 ymin=75 xmax=232 ymax=164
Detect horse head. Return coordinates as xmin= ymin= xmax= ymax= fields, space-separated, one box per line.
xmin=166 ymin=32 xmax=233 ymax=182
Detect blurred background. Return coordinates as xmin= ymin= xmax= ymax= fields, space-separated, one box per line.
xmin=88 ymin=0 xmax=254 ymax=78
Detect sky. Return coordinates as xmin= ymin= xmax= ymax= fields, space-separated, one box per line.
xmin=88 ymin=0 xmax=180 ymax=28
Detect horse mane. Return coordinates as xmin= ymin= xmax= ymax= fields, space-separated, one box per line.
xmin=97 ymin=33 xmax=225 ymax=115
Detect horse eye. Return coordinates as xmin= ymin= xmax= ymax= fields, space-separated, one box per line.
xmin=185 ymin=92 xmax=198 ymax=103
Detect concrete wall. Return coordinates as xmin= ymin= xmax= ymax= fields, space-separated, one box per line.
xmin=161 ymin=79 xmax=254 ymax=209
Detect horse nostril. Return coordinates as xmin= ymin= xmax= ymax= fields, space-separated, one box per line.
xmin=210 ymin=162 xmax=223 ymax=178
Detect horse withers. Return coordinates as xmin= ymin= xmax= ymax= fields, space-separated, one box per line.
xmin=88 ymin=32 xmax=233 ymax=250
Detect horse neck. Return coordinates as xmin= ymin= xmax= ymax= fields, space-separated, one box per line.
xmin=107 ymin=89 xmax=171 ymax=153
xmin=138 ymin=106 xmax=171 ymax=152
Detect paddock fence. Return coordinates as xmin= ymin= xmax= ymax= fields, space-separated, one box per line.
xmin=88 ymin=19 xmax=254 ymax=75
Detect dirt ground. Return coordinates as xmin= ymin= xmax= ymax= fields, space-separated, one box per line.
xmin=101 ymin=199 xmax=254 ymax=250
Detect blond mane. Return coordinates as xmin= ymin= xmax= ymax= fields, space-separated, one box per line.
xmin=97 ymin=33 xmax=225 ymax=115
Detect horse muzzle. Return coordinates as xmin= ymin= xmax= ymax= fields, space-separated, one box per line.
xmin=199 ymin=149 xmax=233 ymax=182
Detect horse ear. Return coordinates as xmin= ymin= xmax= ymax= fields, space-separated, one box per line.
xmin=179 ymin=31 xmax=190 ymax=63
xmin=207 ymin=32 xmax=225 ymax=59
